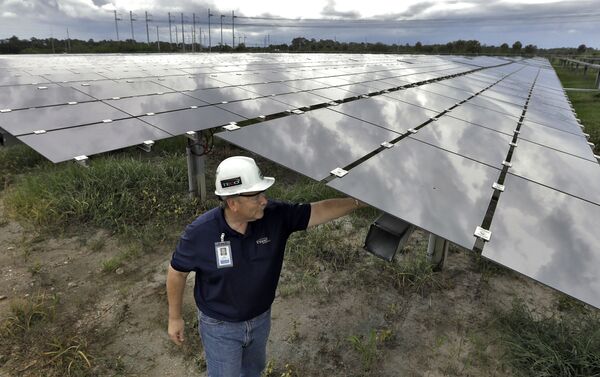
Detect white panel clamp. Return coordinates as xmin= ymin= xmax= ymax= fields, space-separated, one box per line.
xmin=330 ymin=167 xmax=348 ymax=178
xmin=138 ymin=140 xmax=155 ymax=153
xmin=513 ymin=129 xmax=520 ymax=134
xmin=185 ymin=131 xmax=199 ymax=141
xmin=492 ymin=182 xmax=505 ymax=192
xmin=37 ymin=86 xmax=48 ymax=90
xmin=190 ymin=105 xmax=198 ymax=109
xmin=0 ymin=109 xmax=12 ymax=113
xmin=145 ymin=112 xmax=155 ymax=116
xmin=223 ymin=124 xmax=241 ymax=131
xmin=221 ymin=101 xmax=228 ymax=104
xmin=74 ymin=155 xmax=89 ymax=167
xmin=258 ymin=115 xmax=266 ymax=120
xmin=595 ymin=154 xmax=600 ymax=163
xmin=33 ymin=130 xmax=47 ymax=135
xmin=588 ymin=142 xmax=595 ymax=148
xmin=111 ymin=97 xmax=120 ymax=100
xmin=502 ymin=160 xmax=512 ymax=168
xmin=328 ymin=101 xmax=339 ymax=106
xmin=381 ymin=141 xmax=394 ymax=148
xmin=407 ymin=128 xmax=418 ymax=134
xmin=509 ymin=142 xmax=518 ymax=147
xmin=474 ymin=226 xmax=492 ymax=242
xmin=81 ymin=83 xmax=90 ymax=86
xmin=102 ymin=119 xmax=113 ymax=123
xmin=292 ymin=109 xmax=304 ymax=115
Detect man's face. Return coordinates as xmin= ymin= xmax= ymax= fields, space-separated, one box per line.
xmin=232 ymin=191 xmax=268 ymax=221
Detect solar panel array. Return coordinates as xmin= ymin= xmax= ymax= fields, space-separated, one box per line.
xmin=1 ymin=53 xmax=598 ymax=309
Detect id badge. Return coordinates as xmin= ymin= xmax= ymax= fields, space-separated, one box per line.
xmin=214 ymin=241 xmax=233 ymax=268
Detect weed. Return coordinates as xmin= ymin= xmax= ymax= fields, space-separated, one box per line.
xmin=1 ymin=292 xmax=56 ymax=336
xmin=0 ymin=144 xmax=46 ymax=190
xmin=28 ymin=261 xmax=43 ymax=276
xmin=375 ymin=243 xmax=441 ymax=295
xmin=87 ymin=237 xmax=106 ymax=252
xmin=286 ymin=320 xmax=301 ymax=343
xmin=348 ymin=329 xmax=379 ymax=372
xmin=101 ymin=257 xmax=122 ymax=273
xmin=496 ymin=299 xmax=600 ymax=377
xmin=43 ymin=337 xmax=92 ymax=377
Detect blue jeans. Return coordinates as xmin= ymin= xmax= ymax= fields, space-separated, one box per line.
xmin=198 ymin=309 xmax=271 ymax=377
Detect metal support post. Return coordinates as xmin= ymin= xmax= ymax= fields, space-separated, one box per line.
xmin=186 ymin=132 xmax=207 ymax=201
xmin=596 ymin=70 xmax=600 ymax=89
xmin=426 ymin=233 xmax=449 ymax=271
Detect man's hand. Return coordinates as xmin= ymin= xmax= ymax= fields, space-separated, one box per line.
xmin=168 ymin=317 xmax=185 ymax=345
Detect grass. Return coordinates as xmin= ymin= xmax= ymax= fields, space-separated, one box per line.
xmin=496 ymin=299 xmax=600 ymax=377
xmin=0 ymin=144 xmax=47 ymax=191
xmin=348 ymin=328 xmax=395 ymax=374
xmin=1 ymin=292 xmax=56 ymax=336
xmin=4 ymin=155 xmax=214 ymax=242
xmin=552 ymin=64 xmax=599 ymax=89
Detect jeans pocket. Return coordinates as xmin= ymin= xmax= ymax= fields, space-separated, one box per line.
xmin=200 ymin=311 xmax=225 ymax=326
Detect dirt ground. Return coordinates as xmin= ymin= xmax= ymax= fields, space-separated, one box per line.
xmin=0 ymin=190 xmax=561 ymax=377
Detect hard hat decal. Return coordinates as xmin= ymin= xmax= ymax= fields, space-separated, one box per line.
xmin=221 ymin=177 xmax=242 ymax=188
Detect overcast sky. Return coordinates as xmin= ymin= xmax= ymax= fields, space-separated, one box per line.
xmin=0 ymin=0 xmax=598 ymax=48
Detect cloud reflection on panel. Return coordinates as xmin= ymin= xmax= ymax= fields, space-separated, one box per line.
xmin=509 ymin=139 xmax=600 ymax=205
xmin=483 ymin=174 xmax=600 ymax=309
xmin=328 ymin=138 xmax=499 ymax=250
xmin=333 ymin=97 xmax=437 ymax=134
xmin=411 ymin=116 xmax=512 ymax=168
xmin=215 ymin=108 xmax=401 ymax=181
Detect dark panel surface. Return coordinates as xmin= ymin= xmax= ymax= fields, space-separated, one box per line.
xmin=104 ymin=93 xmax=207 ymax=116
xmin=186 ymin=87 xmax=257 ymax=104
xmin=447 ymin=103 xmax=519 ymax=135
xmin=483 ymin=174 xmax=600 ymax=309
xmin=18 ymin=118 xmax=171 ymax=163
xmin=333 ymin=97 xmax=437 ymax=133
xmin=328 ymin=137 xmax=499 ymax=249
xmin=217 ymin=98 xmax=293 ymax=119
xmin=140 ymin=106 xmax=245 ymax=135
xmin=71 ymin=81 xmax=172 ymax=99
xmin=0 ymin=102 xmax=131 ymax=135
xmin=412 ymin=116 xmax=512 ymax=167
xmin=0 ymin=85 xmax=95 ymax=110
xmin=383 ymin=87 xmax=459 ymax=112
xmin=216 ymin=108 xmax=400 ymax=181
xmin=509 ymin=139 xmax=600 ymax=205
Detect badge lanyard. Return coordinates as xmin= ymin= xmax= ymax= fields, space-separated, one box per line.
xmin=214 ymin=233 xmax=233 ymax=268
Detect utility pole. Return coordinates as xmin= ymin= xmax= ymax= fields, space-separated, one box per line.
xmin=168 ymin=12 xmax=173 ymax=49
xmin=66 ymin=28 xmax=71 ymax=52
xmin=175 ymin=25 xmax=179 ymax=46
xmin=192 ymin=13 xmax=196 ymax=52
xmin=220 ymin=14 xmax=225 ymax=50
xmin=181 ymin=13 xmax=185 ymax=52
xmin=129 ymin=11 xmax=136 ymax=41
xmin=114 ymin=10 xmax=121 ymax=41
xmin=156 ymin=25 xmax=160 ymax=51
xmin=232 ymin=11 xmax=236 ymax=48
xmin=208 ymin=9 xmax=213 ymax=52
xmin=145 ymin=11 xmax=150 ymax=44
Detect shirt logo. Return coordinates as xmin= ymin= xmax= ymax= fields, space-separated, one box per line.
xmin=256 ymin=237 xmax=271 ymax=245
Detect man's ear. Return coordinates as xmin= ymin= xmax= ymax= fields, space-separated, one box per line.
xmin=225 ymin=197 xmax=239 ymax=212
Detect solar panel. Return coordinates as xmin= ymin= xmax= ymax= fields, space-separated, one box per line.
xmin=0 ymin=84 xmax=95 ymax=110
xmin=104 ymin=93 xmax=208 ymax=116
xmin=327 ymin=137 xmax=500 ymax=250
xmin=70 ymin=80 xmax=173 ymax=100
xmin=17 ymin=118 xmax=171 ymax=163
xmin=446 ymin=103 xmax=519 ymax=135
xmin=332 ymin=96 xmax=438 ymax=134
xmin=216 ymin=108 xmax=400 ymax=181
xmin=518 ymin=120 xmax=595 ymax=161
xmin=0 ymin=101 xmax=131 ymax=135
xmin=482 ymin=174 xmax=600 ymax=309
xmin=140 ymin=106 xmax=245 ymax=135
xmin=216 ymin=98 xmax=292 ymax=119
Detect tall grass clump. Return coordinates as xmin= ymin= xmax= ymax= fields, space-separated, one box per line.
xmin=5 ymin=155 xmax=216 ymax=237
xmin=0 ymin=144 xmax=47 ymax=190
xmin=497 ymin=299 xmax=600 ymax=377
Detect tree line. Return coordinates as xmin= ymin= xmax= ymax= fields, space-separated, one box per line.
xmin=0 ymin=35 xmax=595 ymax=56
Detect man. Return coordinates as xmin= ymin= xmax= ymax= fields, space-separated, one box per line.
xmin=167 ymin=156 xmax=365 ymax=377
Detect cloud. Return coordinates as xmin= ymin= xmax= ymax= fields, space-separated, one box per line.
xmin=321 ymin=0 xmax=360 ymax=19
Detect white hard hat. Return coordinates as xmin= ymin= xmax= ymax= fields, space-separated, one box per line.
xmin=214 ymin=156 xmax=275 ymax=196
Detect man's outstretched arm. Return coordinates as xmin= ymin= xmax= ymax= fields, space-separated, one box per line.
xmin=307 ymin=198 xmax=367 ymax=228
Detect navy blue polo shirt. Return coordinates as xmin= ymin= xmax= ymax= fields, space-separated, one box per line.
xmin=171 ymin=200 xmax=311 ymax=322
